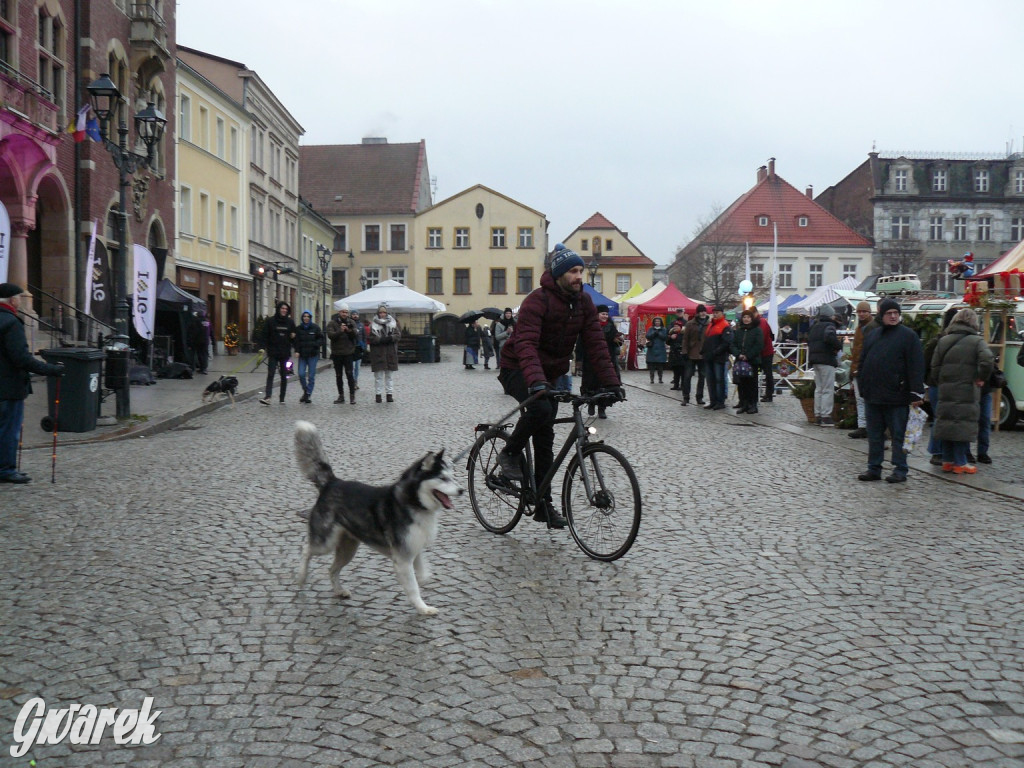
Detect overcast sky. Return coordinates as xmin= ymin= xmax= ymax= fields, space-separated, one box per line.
xmin=177 ymin=0 xmax=1024 ymax=266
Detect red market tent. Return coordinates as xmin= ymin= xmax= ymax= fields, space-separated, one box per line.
xmin=624 ymin=284 xmax=702 ymax=369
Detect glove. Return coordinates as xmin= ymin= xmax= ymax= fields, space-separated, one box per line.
xmin=528 ymin=381 xmax=551 ymax=394
xmin=53 ymin=363 xmax=66 ymax=377
xmin=599 ymin=385 xmax=626 ymax=402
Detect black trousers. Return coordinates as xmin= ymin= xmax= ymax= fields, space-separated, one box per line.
xmin=333 ymin=354 xmax=356 ymax=398
xmin=265 ymin=356 xmax=289 ymax=399
xmin=681 ymin=358 xmax=705 ymax=400
xmin=498 ymin=367 xmax=557 ymax=499
xmin=759 ymin=355 xmax=775 ymax=397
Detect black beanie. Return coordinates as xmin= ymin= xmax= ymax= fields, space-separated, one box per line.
xmin=878 ymin=298 xmax=901 ymax=316
xmin=0 ymin=282 xmax=23 ymax=299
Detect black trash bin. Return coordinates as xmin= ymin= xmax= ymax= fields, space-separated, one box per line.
xmin=39 ymin=348 xmax=105 ymax=432
xmin=417 ymin=335 xmax=436 ymax=364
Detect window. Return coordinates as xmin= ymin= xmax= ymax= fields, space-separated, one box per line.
xmin=199 ymin=192 xmax=210 ymax=238
xmin=216 ymin=201 xmax=226 ymax=243
xmin=491 ymin=227 xmax=506 ymax=248
xmin=179 ymin=187 xmax=193 ymax=233
xmin=230 ymin=206 xmax=238 ymax=247
xmin=0 ymin=0 xmax=14 ymax=69
xmin=427 ymin=268 xmax=443 ymax=294
xmin=389 ymin=224 xmax=406 ymax=251
xmin=978 ymin=216 xmax=992 ymax=241
xmin=334 ymin=225 xmax=347 ymax=252
xmin=362 ymin=268 xmax=380 ymax=288
xmin=797 ymin=216 xmax=808 ymax=227
xmin=843 ymin=264 xmax=858 ymax=281
xmin=954 ymin=216 xmax=967 ymax=241
xmin=777 ymin=264 xmax=793 ymax=288
xmin=605 ymin=239 xmax=613 ymax=251
xmin=929 ymin=262 xmax=951 ymax=293
xmin=364 ymin=224 xmax=381 ymax=251
xmin=616 ymin=274 xmax=630 ymax=294
xmin=518 ymin=227 xmax=534 ymax=248
xmin=758 ymin=216 xmax=769 ymax=227
xmin=580 ymin=239 xmax=588 ymax=251
xmin=1015 ymin=170 xmax=1024 ymax=194
xmin=1011 ymin=217 xmax=1024 ymax=242
xmin=593 ymin=275 xmax=603 ymax=293
xmin=750 ymin=264 xmax=765 ymax=287
xmin=37 ymin=10 xmax=65 ymax=113
xmin=229 ymin=126 xmax=238 ymax=165
xmin=490 ymin=268 xmax=506 ymax=294
xmin=894 ymin=169 xmax=908 ymax=192
xmin=891 ymin=215 xmax=911 ymax=240
xmin=388 ymin=267 xmax=406 ymax=284
xmin=517 ymin=268 xmax=533 ymax=294
xmin=331 ymin=269 xmax=347 ymax=296
xmin=455 ymin=227 xmax=469 ymax=248
xmin=808 ymin=263 xmax=823 ymax=288
xmin=974 ymin=169 xmax=990 ymax=192
xmin=198 ymin=106 xmax=208 ymax=149
xmin=180 ymin=95 xmax=191 ymax=141
xmin=454 ymin=268 xmax=470 ymax=294
xmin=933 ymin=169 xmax=947 ymax=192
xmin=929 ymin=216 xmax=943 ymax=240
xmin=428 ymin=227 xmax=442 ymax=248
xmin=216 ymin=118 xmax=225 ymax=158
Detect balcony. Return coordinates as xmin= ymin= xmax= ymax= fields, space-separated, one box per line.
xmin=130 ymin=2 xmax=169 ymax=59
xmin=0 ymin=62 xmax=60 ymax=136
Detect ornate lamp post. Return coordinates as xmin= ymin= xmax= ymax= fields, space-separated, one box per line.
xmin=87 ymin=73 xmax=166 ymax=419
xmin=588 ymin=255 xmax=600 ymax=287
xmin=316 ymin=244 xmax=332 ymax=357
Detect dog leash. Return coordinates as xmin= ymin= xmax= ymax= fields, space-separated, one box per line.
xmin=451 ymin=390 xmax=545 ymax=464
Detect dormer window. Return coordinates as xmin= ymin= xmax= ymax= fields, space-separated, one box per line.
xmin=797 ymin=216 xmax=809 ymax=227
xmin=758 ymin=215 xmax=769 ymax=227
xmin=894 ymin=168 xmax=908 ymax=192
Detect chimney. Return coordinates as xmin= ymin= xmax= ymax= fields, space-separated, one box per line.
xmin=768 ymin=157 xmax=776 ymax=177
xmin=757 ymin=165 xmax=768 ymax=183
xmin=806 ymin=185 xmax=814 ymax=199
xmin=362 ymin=137 xmax=388 ymax=145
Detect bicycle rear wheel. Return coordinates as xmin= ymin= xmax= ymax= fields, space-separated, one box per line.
xmin=562 ymin=443 xmax=641 ymax=561
xmin=467 ymin=428 xmax=527 ymax=534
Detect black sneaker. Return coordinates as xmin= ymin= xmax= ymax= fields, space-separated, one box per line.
xmin=857 ymin=472 xmax=882 ymax=481
xmin=978 ymin=454 xmax=992 ymax=464
xmin=885 ymin=474 xmax=907 ymax=484
xmin=497 ymin=450 xmax=524 ymax=482
xmin=847 ymin=428 xmax=868 ymax=439
xmin=259 ymin=397 xmax=270 ymax=406
xmin=534 ymin=500 xmax=567 ymax=529
xmin=929 ymin=455 xmax=944 ymax=466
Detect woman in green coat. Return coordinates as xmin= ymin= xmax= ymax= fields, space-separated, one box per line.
xmin=730 ymin=308 xmax=764 ymax=414
xmin=931 ymin=308 xmax=993 ymax=473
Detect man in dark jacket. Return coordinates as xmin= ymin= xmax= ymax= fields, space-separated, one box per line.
xmin=681 ymin=304 xmax=708 ymax=406
xmin=293 ymin=310 xmax=323 ymax=404
xmin=498 ymin=245 xmax=623 ymax=528
xmin=807 ymin=304 xmax=844 ymax=426
xmin=701 ymin=305 xmax=732 ymax=410
xmin=0 ymin=283 xmax=65 ymax=484
xmin=259 ymin=301 xmax=296 ymax=405
xmin=857 ymin=298 xmax=925 ymax=483
xmin=187 ymin=309 xmax=212 ymax=374
xmin=326 ymin=302 xmax=358 ymax=404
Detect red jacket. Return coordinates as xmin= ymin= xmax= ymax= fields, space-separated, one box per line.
xmin=756 ymin=316 xmax=775 ymax=358
xmin=500 ymin=271 xmax=619 ymax=389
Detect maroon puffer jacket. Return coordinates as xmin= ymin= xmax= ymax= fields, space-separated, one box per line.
xmin=499 ymin=271 xmax=619 ymax=389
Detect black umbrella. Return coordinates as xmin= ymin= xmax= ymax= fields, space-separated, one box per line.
xmin=459 ymin=310 xmax=486 ymax=324
xmin=480 ymin=307 xmax=504 ymax=320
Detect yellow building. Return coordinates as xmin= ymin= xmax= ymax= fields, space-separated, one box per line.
xmin=173 ymin=56 xmax=250 ymax=344
xmin=416 ymin=184 xmax=548 ymax=325
xmin=561 ymin=213 xmax=656 ymax=296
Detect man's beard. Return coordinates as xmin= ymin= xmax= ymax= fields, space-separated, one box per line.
xmin=557 ymin=276 xmax=583 ymax=293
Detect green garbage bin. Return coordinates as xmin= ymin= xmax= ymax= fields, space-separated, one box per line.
xmin=39 ymin=348 xmax=105 ymax=432
xmin=417 ymin=335 xmax=436 ymax=363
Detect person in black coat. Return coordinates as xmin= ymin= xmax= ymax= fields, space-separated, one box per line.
xmin=259 ymin=301 xmax=296 ymax=405
xmin=464 ymin=320 xmax=482 ymax=369
xmin=293 ymin=310 xmax=324 ymax=404
xmin=0 ymin=283 xmax=65 ymax=484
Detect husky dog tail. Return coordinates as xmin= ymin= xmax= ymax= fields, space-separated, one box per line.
xmin=294 ymin=421 xmax=336 ymax=489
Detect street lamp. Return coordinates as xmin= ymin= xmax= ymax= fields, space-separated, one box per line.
xmin=87 ymin=73 xmax=166 ymax=419
xmin=588 ymin=255 xmax=600 ymax=286
xmin=316 ymin=244 xmax=332 ymax=357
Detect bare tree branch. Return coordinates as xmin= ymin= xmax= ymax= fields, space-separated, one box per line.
xmin=666 ymin=204 xmax=750 ymax=306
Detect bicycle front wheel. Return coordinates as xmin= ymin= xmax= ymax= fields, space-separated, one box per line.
xmin=467 ymin=428 xmax=527 ymax=534
xmin=562 ymin=444 xmax=641 ymax=561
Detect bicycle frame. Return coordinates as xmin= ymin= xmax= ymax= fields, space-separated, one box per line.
xmin=525 ymin=392 xmax=608 ymax=508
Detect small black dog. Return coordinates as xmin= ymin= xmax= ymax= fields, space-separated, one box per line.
xmin=202 ymin=375 xmax=239 ymax=404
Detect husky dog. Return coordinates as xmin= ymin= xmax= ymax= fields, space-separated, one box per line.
xmin=294 ymin=420 xmax=464 ymax=615
xmin=201 ymin=375 xmax=239 ymax=403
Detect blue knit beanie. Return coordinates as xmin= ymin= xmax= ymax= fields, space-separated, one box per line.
xmin=550 ymin=248 xmax=584 ymax=278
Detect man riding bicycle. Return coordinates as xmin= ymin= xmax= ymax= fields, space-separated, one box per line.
xmin=497 ymin=244 xmax=624 ymax=528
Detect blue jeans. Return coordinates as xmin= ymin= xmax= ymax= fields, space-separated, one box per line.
xmin=865 ymin=402 xmax=909 ymax=477
xmin=297 ymin=356 xmax=318 ymax=395
xmin=941 ymin=440 xmax=969 ymax=466
xmin=704 ymin=359 xmax=727 ymax=407
xmin=926 ymin=385 xmax=940 ymax=455
xmin=0 ymin=398 xmax=26 ymax=476
xmin=977 ymin=392 xmax=992 ymax=457
xmin=353 ymin=349 xmax=362 ymax=381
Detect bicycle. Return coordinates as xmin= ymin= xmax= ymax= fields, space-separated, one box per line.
xmin=466 ymin=390 xmax=641 ymax=561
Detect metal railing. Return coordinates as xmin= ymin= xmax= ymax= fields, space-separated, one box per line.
xmin=24 ymin=284 xmax=115 ymax=351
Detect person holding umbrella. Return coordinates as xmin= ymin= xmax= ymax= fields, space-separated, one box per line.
xmin=0 ymin=283 xmax=65 ymax=484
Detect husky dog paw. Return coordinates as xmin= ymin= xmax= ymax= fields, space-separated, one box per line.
xmin=418 ymin=604 xmax=439 ymax=616
xmin=333 ymin=586 xmax=351 ymax=599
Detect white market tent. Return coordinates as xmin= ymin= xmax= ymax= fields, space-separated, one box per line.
xmin=787 ymin=277 xmax=860 ymax=314
xmin=335 ymin=280 xmax=446 ymax=313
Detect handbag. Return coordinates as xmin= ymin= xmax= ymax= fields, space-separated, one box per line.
xmin=989 ymin=367 xmax=1007 ymax=390
xmin=731 ymin=359 xmax=754 ymax=383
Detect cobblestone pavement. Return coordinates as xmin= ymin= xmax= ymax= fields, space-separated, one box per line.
xmin=2 ymin=357 xmax=1022 ymax=768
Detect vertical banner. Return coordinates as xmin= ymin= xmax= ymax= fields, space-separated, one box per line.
xmin=132 ymin=244 xmax=158 ymax=339
xmin=89 ymin=241 xmax=113 ymax=326
xmin=84 ymin=221 xmax=98 ymax=315
xmin=0 ymin=200 xmax=10 ymax=284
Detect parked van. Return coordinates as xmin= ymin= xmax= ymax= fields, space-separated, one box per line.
xmin=875 ymin=274 xmax=922 ymax=295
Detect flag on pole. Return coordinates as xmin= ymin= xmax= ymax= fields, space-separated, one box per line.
xmin=745 ymin=242 xmax=751 ymax=281
xmin=85 ymin=116 xmax=103 ymax=143
xmin=767 ymin=223 xmax=779 ymax=337
xmin=132 ymin=244 xmax=158 ymax=340
xmin=84 ymin=221 xmax=99 ymax=316
xmin=66 ymin=105 xmax=89 ymax=143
